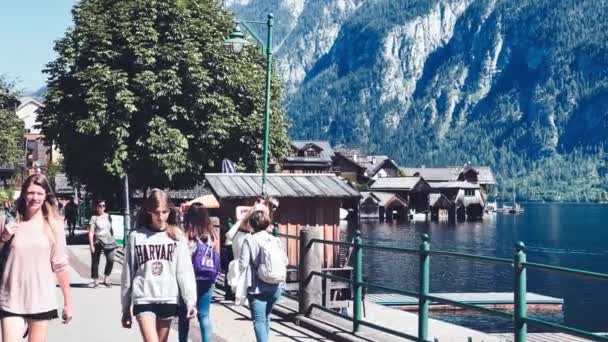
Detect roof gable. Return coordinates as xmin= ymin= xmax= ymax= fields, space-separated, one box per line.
xmin=291 ymin=141 xmax=335 ymax=157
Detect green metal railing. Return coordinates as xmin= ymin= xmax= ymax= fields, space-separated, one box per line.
xmin=275 ymin=229 xmax=608 ymax=342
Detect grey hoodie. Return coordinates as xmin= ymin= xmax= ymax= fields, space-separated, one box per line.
xmin=121 ymin=227 xmax=196 ymax=313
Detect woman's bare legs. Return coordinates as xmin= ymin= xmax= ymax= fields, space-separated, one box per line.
xmin=136 ymin=315 xmax=159 ymax=342
xmin=156 ymin=319 xmax=172 ymax=342
xmin=1 ymin=316 xmax=26 ymax=342
xmin=26 ymin=319 xmax=49 ymax=342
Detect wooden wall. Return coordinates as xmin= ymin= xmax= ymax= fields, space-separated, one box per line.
xmin=216 ymin=198 xmax=343 ymax=269
xmin=274 ymin=198 xmax=341 ymax=269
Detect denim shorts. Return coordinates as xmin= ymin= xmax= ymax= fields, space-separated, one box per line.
xmin=133 ymin=304 xmax=178 ymax=320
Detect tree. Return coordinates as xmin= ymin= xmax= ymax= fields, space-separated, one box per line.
xmin=0 ymin=76 xmax=24 ymax=167
xmin=40 ymin=0 xmax=290 ymax=196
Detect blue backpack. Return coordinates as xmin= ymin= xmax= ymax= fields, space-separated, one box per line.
xmin=192 ymin=239 xmax=220 ymax=282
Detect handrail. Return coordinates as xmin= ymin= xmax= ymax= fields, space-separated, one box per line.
xmin=523 ymin=262 xmax=608 ymax=280
xmin=524 ymin=317 xmax=608 ymax=341
xmin=428 ymin=250 xmax=512 ymax=264
xmin=287 ymin=228 xmax=608 ymax=342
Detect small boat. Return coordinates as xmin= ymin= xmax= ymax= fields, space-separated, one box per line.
xmin=508 ymin=203 xmax=524 ymax=214
xmin=408 ymin=209 xmax=427 ymax=222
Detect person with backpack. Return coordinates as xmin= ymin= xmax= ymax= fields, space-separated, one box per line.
xmin=120 ymin=189 xmax=197 ymax=342
xmin=177 ymin=202 xmax=220 ymax=342
xmin=238 ymin=209 xmax=287 ymax=342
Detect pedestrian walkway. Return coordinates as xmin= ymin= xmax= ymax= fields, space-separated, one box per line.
xmin=60 ymin=243 xmax=331 ymax=342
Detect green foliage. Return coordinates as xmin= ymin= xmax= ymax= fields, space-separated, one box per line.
xmin=0 ymin=76 xmax=24 ymax=167
xmin=40 ymin=0 xmax=290 ymax=196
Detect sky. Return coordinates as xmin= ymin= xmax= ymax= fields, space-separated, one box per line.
xmin=0 ymin=0 xmax=76 ymax=93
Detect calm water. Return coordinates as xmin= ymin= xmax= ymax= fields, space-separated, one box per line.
xmin=351 ymin=203 xmax=608 ymax=333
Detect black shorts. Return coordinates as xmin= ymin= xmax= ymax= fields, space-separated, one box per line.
xmin=0 ymin=309 xmax=58 ymax=320
xmin=133 ymin=304 xmax=178 ymax=320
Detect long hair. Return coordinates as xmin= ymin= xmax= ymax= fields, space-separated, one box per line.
xmin=185 ymin=202 xmax=212 ymax=238
xmin=136 ymin=189 xmax=181 ymax=241
xmin=15 ymin=174 xmax=60 ymax=242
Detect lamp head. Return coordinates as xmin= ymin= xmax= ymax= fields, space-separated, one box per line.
xmin=224 ymin=24 xmax=249 ymax=54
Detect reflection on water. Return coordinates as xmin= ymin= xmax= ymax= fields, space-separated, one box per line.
xmin=353 ymin=203 xmax=608 ymax=332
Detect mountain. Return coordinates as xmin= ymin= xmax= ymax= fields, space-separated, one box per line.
xmin=226 ymin=0 xmax=608 ymax=201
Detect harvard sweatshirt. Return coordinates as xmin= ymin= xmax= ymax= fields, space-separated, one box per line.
xmin=120 ymin=226 xmax=196 ymax=313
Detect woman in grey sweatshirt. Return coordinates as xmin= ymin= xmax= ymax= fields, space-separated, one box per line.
xmin=121 ymin=189 xmax=197 ymax=342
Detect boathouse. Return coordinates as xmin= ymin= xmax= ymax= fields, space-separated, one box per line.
xmin=369 ymin=177 xmax=431 ymax=213
xmin=204 ymin=173 xmax=360 ymax=268
xmin=430 ymin=182 xmax=485 ymax=221
xmin=360 ymin=192 xmax=408 ymax=221
xmin=400 ymin=165 xmax=496 ymax=195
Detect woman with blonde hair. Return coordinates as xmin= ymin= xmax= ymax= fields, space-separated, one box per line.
xmin=0 ymin=174 xmax=73 ymax=341
xmin=121 ymin=189 xmax=197 ymax=342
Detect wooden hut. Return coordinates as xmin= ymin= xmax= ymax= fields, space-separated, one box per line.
xmin=369 ymin=177 xmax=431 ymax=213
xmin=359 ymin=192 xmax=381 ymax=219
xmin=205 ymin=173 xmax=360 ymax=268
xmin=430 ymin=182 xmax=485 ymax=221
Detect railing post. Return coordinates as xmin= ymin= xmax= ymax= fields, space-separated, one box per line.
xmin=272 ymin=222 xmax=279 ymax=237
xmin=418 ymin=234 xmax=430 ymax=342
xmin=353 ymin=230 xmax=363 ymax=333
xmin=514 ymin=242 xmax=527 ymax=342
xmin=299 ymin=226 xmax=323 ymax=315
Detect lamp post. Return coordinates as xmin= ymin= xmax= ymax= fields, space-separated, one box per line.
xmin=224 ymin=13 xmax=274 ymax=197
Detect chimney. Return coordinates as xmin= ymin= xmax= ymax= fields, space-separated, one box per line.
xmin=353 ymin=154 xmax=358 ymax=162
xmin=372 ymin=157 xmax=376 ymax=164
xmin=421 ymin=165 xmax=425 ymax=170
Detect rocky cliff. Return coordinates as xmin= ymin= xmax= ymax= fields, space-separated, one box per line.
xmin=226 ymin=0 xmax=608 ymax=201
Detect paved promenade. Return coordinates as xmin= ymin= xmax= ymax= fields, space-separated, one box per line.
xmin=54 ymin=232 xmax=330 ymax=342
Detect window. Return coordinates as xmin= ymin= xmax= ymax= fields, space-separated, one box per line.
xmin=305 ymin=149 xmax=319 ymax=157
xmin=464 ymin=189 xmax=475 ymax=197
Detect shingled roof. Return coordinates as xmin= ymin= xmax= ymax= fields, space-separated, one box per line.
xmin=401 ymin=166 xmax=496 ymax=185
xmin=370 ymin=177 xmax=427 ymax=191
xmin=205 ymin=173 xmax=359 ymax=199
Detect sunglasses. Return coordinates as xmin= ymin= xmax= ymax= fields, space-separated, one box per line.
xmin=98 ymin=204 xmax=106 ymax=208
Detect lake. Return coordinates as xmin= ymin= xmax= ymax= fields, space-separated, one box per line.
xmin=351 ymin=203 xmax=608 ymax=333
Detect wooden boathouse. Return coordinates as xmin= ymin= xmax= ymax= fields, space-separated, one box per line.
xmin=360 ymin=192 xmax=408 ymax=221
xmin=204 ymin=173 xmax=360 ymax=268
xmin=369 ymin=177 xmax=432 ymax=213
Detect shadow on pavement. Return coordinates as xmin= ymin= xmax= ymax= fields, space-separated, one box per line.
xmin=66 ymin=229 xmax=89 ymax=245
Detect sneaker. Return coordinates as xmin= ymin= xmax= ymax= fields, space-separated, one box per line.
xmin=102 ymin=281 xmax=111 ymax=288
xmin=89 ymin=282 xmax=99 ymax=288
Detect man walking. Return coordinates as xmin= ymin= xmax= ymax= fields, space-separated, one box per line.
xmin=65 ymin=196 xmax=78 ymax=236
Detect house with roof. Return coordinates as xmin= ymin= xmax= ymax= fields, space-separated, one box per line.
xmin=333 ymin=148 xmax=400 ymax=184
xmin=282 ymin=141 xmax=335 ymax=174
xmin=401 ymin=165 xmax=496 ymax=195
xmin=15 ymin=97 xmax=60 ymax=176
xmin=369 ymin=177 xmax=432 ymax=214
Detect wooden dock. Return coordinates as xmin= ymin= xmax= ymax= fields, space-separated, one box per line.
xmin=494 ymin=333 xmax=607 ymax=341
xmin=366 ymin=292 xmax=564 ymax=311
xmin=349 ymin=300 xmax=501 ymax=341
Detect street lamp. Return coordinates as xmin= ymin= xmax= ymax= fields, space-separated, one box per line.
xmin=224 ymin=13 xmax=274 ymax=197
